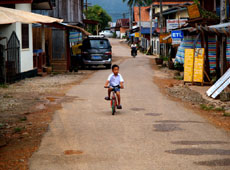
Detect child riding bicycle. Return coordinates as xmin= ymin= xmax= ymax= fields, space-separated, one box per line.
xmin=104 ymin=64 xmax=124 ymax=109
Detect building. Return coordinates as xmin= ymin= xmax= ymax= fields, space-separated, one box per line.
xmin=115 ymin=18 xmax=129 ymax=39
xmin=49 ymin=0 xmax=84 ymax=26
xmin=0 ymin=0 xmax=53 ymax=82
xmin=34 ymin=0 xmax=88 ymax=73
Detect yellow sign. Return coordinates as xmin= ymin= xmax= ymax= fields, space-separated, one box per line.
xmin=184 ymin=48 xmax=205 ymax=83
xmin=193 ymin=48 xmax=205 ymax=83
xmin=135 ymin=32 xmax=140 ymax=37
xmin=184 ymin=49 xmax=195 ymax=82
xmin=187 ymin=4 xmax=201 ymax=19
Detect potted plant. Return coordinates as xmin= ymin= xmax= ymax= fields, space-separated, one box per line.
xmin=155 ymin=55 xmax=164 ymax=65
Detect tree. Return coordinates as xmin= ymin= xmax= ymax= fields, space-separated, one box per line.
xmin=84 ymin=5 xmax=112 ymax=34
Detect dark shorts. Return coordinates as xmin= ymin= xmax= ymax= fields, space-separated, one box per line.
xmin=111 ymin=86 xmax=120 ymax=92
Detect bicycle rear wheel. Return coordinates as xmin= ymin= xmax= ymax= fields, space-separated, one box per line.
xmin=111 ymin=99 xmax=116 ymax=115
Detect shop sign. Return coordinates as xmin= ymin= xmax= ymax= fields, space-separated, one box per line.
xmin=171 ymin=30 xmax=184 ymax=44
xmin=135 ymin=32 xmax=140 ymax=37
xmin=166 ymin=19 xmax=187 ymax=32
xmin=171 ymin=30 xmax=184 ymax=39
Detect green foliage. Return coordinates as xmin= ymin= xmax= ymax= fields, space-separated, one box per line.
xmin=112 ymin=32 xmax=117 ymax=38
xmin=200 ymin=104 xmax=214 ymax=111
xmin=193 ymin=0 xmax=199 ymax=5
xmin=174 ymin=76 xmax=183 ymax=80
xmin=223 ymin=112 xmax=230 ymax=117
xmin=14 ymin=127 xmax=22 ymax=133
xmin=0 ymin=84 xmax=8 ymax=88
xmin=215 ymin=107 xmax=225 ymax=112
xmin=85 ymin=5 xmax=112 ymax=34
xmin=20 ymin=116 xmax=27 ymax=121
xmin=122 ymin=35 xmax=127 ymax=39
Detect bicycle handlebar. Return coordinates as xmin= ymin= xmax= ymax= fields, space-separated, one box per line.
xmin=104 ymin=85 xmax=123 ymax=89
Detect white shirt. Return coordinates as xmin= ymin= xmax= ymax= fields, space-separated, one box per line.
xmin=131 ymin=44 xmax=137 ymax=48
xmin=107 ymin=73 xmax=124 ymax=86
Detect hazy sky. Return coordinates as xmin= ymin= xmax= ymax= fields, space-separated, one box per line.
xmin=87 ymin=0 xmax=130 ymax=22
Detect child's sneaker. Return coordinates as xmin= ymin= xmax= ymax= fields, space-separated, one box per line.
xmin=117 ymin=105 xmax=122 ymax=109
xmin=104 ymin=96 xmax=110 ymax=100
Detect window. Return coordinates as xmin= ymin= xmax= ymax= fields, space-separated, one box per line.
xmin=89 ymin=40 xmax=110 ymax=49
xmin=22 ymin=24 xmax=29 ymax=49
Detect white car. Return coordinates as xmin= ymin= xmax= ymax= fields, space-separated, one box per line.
xmin=99 ymin=30 xmax=114 ymax=38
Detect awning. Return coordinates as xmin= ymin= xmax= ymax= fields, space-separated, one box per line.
xmin=0 ymin=6 xmax=63 ymax=25
xmin=62 ymin=24 xmax=91 ymax=36
xmin=44 ymin=22 xmax=91 ymax=36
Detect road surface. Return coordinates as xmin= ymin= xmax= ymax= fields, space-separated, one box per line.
xmin=30 ymin=39 xmax=230 ymax=170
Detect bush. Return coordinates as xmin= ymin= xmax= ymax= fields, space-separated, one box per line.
xmin=112 ymin=32 xmax=117 ymax=38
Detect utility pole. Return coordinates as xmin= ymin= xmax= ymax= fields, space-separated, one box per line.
xmin=139 ymin=4 xmax=142 ymax=41
xmin=220 ymin=0 xmax=226 ymax=23
xmin=129 ymin=6 xmax=132 ymax=30
xmin=129 ymin=5 xmax=132 ymax=43
xmin=160 ymin=0 xmax=163 ymax=33
xmin=150 ymin=4 xmax=153 ymax=54
xmin=159 ymin=0 xmax=163 ymax=57
xmin=220 ymin=0 xmax=227 ymax=75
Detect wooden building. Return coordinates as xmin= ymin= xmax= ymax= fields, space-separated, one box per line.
xmin=49 ymin=0 xmax=84 ymax=26
xmin=34 ymin=0 xmax=87 ymax=73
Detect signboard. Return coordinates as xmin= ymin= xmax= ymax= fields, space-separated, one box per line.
xmin=166 ymin=19 xmax=187 ymax=32
xmin=172 ymin=38 xmax=182 ymax=45
xmin=171 ymin=31 xmax=184 ymax=45
xmin=135 ymin=32 xmax=140 ymax=37
xmin=193 ymin=48 xmax=205 ymax=83
xmin=171 ymin=31 xmax=184 ymax=39
xmin=184 ymin=49 xmax=195 ymax=82
xmin=184 ymin=48 xmax=205 ymax=83
xmin=159 ymin=33 xmax=172 ymax=44
xmin=187 ymin=4 xmax=201 ymax=19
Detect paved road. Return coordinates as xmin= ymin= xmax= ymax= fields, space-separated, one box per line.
xmin=30 ymin=39 xmax=230 ymax=170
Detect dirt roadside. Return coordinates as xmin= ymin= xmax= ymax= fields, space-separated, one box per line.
xmin=151 ymin=58 xmax=230 ymax=131
xmin=0 ymin=70 xmax=96 ymax=170
xmin=0 ymin=54 xmax=126 ymax=170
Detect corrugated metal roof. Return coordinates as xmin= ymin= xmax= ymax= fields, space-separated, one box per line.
xmin=209 ymin=22 xmax=230 ymax=29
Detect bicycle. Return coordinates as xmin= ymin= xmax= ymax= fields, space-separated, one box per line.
xmin=104 ymin=86 xmax=120 ymax=115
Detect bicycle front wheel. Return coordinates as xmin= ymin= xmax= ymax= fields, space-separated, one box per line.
xmin=112 ymin=99 xmax=116 ymax=115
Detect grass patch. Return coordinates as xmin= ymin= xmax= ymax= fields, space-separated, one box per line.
xmin=200 ymin=104 xmax=225 ymax=112
xmin=200 ymin=104 xmax=214 ymax=111
xmin=214 ymin=107 xmax=225 ymax=112
xmin=14 ymin=127 xmax=22 ymax=133
xmin=223 ymin=112 xmax=230 ymax=117
xmin=174 ymin=76 xmax=183 ymax=80
xmin=20 ymin=116 xmax=27 ymax=121
xmin=0 ymin=84 xmax=8 ymax=88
